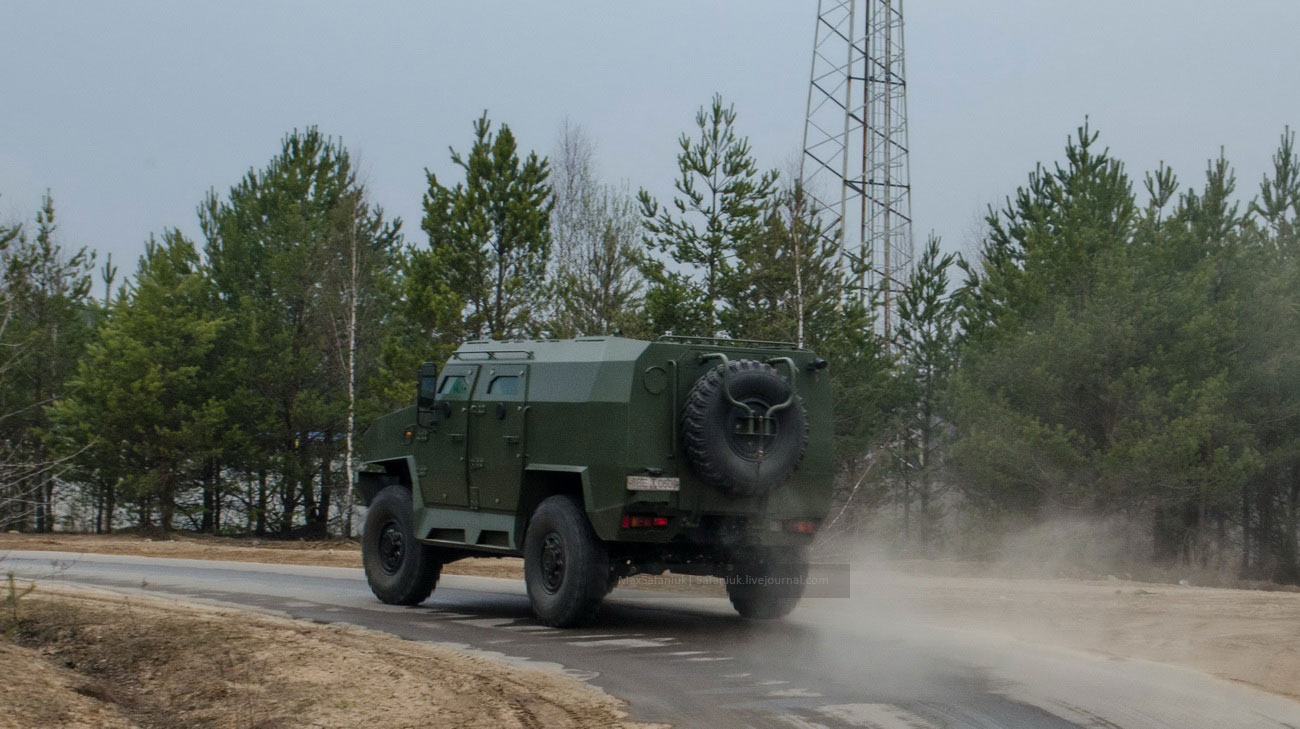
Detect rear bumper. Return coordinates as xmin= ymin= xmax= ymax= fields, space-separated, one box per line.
xmin=604 ymin=511 xmax=822 ymax=548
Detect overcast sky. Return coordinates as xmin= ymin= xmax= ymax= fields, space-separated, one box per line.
xmin=4 ymin=1 xmax=1300 ymax=275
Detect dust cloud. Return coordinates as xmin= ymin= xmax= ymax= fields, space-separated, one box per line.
xmin=784 ymin=517 xmax=1300 ymax=726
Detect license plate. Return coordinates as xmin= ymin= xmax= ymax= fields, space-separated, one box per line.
xmin=626 ymin=476 xmax=680 ymax=492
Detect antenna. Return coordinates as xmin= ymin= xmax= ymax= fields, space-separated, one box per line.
xmin=801 ymin=0 xmax=914 ymax=340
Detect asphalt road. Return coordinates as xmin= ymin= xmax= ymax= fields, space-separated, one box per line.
xmin=5 ymin=550 xmax=1300 ymax=729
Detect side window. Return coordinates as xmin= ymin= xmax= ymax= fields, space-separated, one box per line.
xmin=487 ymin=375 xmax=520 ymax=397
xmin=439 ymin=375 xmax=469 ymax=397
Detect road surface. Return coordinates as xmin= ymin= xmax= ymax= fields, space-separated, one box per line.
xmin=5 ymin=550 xmax=1299 ymax=729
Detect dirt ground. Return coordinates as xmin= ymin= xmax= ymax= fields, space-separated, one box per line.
xmin=0 ymin=532 xmax=368 ymax=568
xmin=4 ymin=533 xmax=1299 ymax=703
xmin=0 ymin=583 xmax=661 ymax=729
xmin=0 ymin=532 xmax=719 ymax=590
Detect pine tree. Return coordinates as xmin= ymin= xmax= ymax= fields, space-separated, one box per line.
xmin=720 ymin=182 xmax=840 ymax=346
xmin=959 ymin=122 xmax=1137 ymax=342
xmin=638 ymin=94 xmax=776 ymax=336
xmin=1228 ymin=130 xmax=1300 ymax=581
xmin=202 ymin=128 xmax=399 ymax=535
xmin=0 ymin=192 xmax=94 ymax=531
xmin=895 ymin=235 xmax=960 ymax=547
xmin=1251 ymin=127 xmax=1300 ymax=243
xmin=0 ymin=202 xmax=34 ymax=529
xmin=51 ymin=232 xmax=227 ymax=531
xmin=417 ymin=113 xmax=553 ymax=342
xmin=949 ymin=127 xmax=1257 ymax=571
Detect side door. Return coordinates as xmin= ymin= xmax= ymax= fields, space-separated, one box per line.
xmin=416 ymin=363 xmax=479 ymax=508
xmin=468 ymin=365 xmax=529 ymax=512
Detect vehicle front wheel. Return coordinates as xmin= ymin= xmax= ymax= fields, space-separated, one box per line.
xmin=726 ymin=549 xmax=809 ymax=620
xmin=362 ymin=485 xmax=442 ymax=605
xmin=523 ymin=495 xmax=609 ymax=627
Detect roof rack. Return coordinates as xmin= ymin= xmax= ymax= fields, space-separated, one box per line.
xmin=655 ymin=334 xmax=798 ymax=349
xmin=451 ymin=349 xmax=534 ymax=361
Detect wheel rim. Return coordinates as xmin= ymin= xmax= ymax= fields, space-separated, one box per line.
xmin=539 ymin=532 xmax=565 ymax=594
xmin=378 ymin=521 xmax=405 ymax=575
xmin=726 ymin=397 xmax=777 ymax=461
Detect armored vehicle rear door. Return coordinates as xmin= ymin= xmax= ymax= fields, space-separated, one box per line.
xmin=420 ymin=363 xmax=479 ymax=508
xmin=468 ymin=364 xmax=529 ymax=511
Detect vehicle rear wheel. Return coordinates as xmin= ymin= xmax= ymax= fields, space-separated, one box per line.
xmin=726 ymin=549 xmax=808 ymax=620
xmin=362 ymin=484 xmax=442 ymax=605
xmin=524 ymin=495 xmax=609 ymax=627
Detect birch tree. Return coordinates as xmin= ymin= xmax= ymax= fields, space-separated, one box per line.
xmin=322 ymin=189 xmax=402 ymax=536
xmin=547 ymin=120 xmax=644 ymax=337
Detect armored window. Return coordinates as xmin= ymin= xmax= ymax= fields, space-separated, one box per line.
xmin=439 ymin=375 xmax=468 ymax=396
xmin=487 ymin=375 xmax=520 ymax=396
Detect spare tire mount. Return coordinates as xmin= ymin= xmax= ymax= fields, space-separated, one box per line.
xmin=696 ymin=353 xmax=798 ymax=436
xmin=682 ymin=353 xmax=809 ymax=498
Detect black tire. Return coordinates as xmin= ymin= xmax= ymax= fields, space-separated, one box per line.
xmin=726 ymin=549 xmax=809 ymax=620
xmin=362 ymin=485 xmax=442 ymax=605
xmin=681 ymin=359 xmax=808 ymax=498
xmin=523 ymin=495 xmax=610 ymax=627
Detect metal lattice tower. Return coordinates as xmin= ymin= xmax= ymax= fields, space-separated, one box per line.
xmin=800 ymin=0 xmax=914 ymax=339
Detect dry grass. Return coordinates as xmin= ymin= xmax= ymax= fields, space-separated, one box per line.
xmin=0 ymin=585 xmax=661 ymax=729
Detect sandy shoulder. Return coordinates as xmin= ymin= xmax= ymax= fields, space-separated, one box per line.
xmin=860 ymin=567 xmax=1300 ymax=702
xmin=1 ymin=583 xmax=662 ymax=729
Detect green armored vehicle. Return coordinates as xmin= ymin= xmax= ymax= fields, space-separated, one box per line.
xmin=353 ymin=335 xmax=833 ymax=627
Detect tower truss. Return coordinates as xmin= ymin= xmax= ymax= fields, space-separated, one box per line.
xmin=800 ymin=0 xmax=914 ymax=339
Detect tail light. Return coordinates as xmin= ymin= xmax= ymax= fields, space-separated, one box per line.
xmin=621 ymin=515 xmax=670 ymax=529
xmin=784 ymin=519 xmax=818 ymax=534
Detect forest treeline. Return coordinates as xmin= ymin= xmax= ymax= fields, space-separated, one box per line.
xmin=3 ymin=96 xmax=1299 ymax=583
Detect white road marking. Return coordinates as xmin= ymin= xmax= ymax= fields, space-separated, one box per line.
xmin=567 ymin=637 xmax=676 ymax=649
xmin=453 ymin=618 xmax=519 ymax=629
xmin=768 ymin=688 xmax=823 ymax=698
xmin=774 ymin=716 xmax=832 ymax=729
xmin=432 ymin=640 xmax=600 ymax=682
xmin=686 ymin=656 xmax=734 ymax=662
xmin=817 ymin=704 xmax=940 ymax=729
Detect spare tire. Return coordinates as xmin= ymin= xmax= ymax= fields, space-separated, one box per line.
xmin=681 ymin=359 xmax=808 ymax=498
